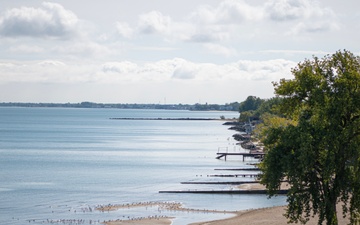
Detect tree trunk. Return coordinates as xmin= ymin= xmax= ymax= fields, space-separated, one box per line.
xmin=326 ymin=195 xmax=338 ymax=225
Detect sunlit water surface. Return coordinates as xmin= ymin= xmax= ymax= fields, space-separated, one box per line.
xmin=0 ymin=107 xmax=286 ymax=225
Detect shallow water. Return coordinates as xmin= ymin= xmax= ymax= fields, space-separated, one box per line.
xmin=0 ymin=107 xmax=286 ymax=225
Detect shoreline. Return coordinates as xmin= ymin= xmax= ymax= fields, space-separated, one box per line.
xmin=99 ymin=201 xmax=237 ymax=225
xmin=191 ymin=203 xmax=350 ymax=225
xmin=99 ymin=203 xmax=292 ymax=225
xmin=190 ymin=205 xmax=288 ymax=225
xmin=100 ymin=183 xmax=350 ymax=225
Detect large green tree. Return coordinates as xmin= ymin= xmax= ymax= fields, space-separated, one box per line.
xmin=259 ymin=50 xmax=360 ymax=225
xmin=238 ymin=96 xmax=264 ymax=122
xmin=238 ymin=96 xmax=264 ymax=113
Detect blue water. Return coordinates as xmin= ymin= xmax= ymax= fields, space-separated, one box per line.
xmin=0 ymin=107 xmax=285 ymax=225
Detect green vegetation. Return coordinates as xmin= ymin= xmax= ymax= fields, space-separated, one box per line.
xmin=238 ymin=96 xmax=283 ymax=122
xmin=238 ymin=96 xmax=264 ymax=113
xmin=256 ymin=50 xmax=360 ymax=225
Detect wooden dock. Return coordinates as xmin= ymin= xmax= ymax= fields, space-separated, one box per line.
xmin=216 ymin=152 xmax=265 ymax=161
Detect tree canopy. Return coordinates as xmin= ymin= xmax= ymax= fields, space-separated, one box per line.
xmin=259 ymin=50 xmax=360 ymax=225
xmin=238 ymin=96 xmax=282 ymax=122
xmin=238 ymin=96 xmax=264 ymax=113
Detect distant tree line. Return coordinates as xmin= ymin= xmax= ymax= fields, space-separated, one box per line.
xmin=0 ymin=101 xmax=241 ymax=111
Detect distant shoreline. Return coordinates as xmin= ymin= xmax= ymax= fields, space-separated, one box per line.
xmin=0 ymin=102 xmax=239 ymax=111
xmin=109 ymin=117 xmax=220 ymax=120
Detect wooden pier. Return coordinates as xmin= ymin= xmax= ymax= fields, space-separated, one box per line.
xmin=216 ymin=152 xmax=265 ymax=161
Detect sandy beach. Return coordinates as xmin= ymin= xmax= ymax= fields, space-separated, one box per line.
xmin=192 ymin=183 xmax=349 ymax=225
xmin=191 ymin=206 xmax=288 ymax=225
xmin=101 ymin=182 xmax=350 ymax=225
xmin=192 ymin=204 xmax=351 ymax=225
xmin=103 ymin=204 xmax=350 ymax=225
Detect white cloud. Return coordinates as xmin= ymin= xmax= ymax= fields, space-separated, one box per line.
xmin=167 ymin=59 xmax=296 ymax=82
xmin=190 ymin=0 xmax=262 ymax=24
xmin=0 ymin=57 xmax=300 ymax=104
xmin=0 ymin=0 xmax=356 ymax=104
xmin=138 ymin=11 xmax=172 ymax=35
xmin=132 ymin=0 xmax=338 ymax=42
xmin=264 ymin=0 xmax=310 ymax=21
xmin=183 ymin=0 xmax=262 ymax=43
xmin=172 ymin=68 xmax=196 ymax=79
xmin=0 ymin=58 xmax=296 ymax=84
xmin=0 ymin=62 xmax=15 ymax=68
xmin=103 ymin=0 xmax=342 ymax=63
xmin=102 ymin=61 xmax=138 ymax=74
xmin=116 ymin=22 xmax=134 ymax=39
xmin=37 ymin=60 xmax=66 ymax=67
xmin=289 ymin=19 xmax=339 ymax=35
xmin=264 ymin=0 xmax=339 ymax=34
xmin=116 ymin=2 xmax=251 ymax=43
xmin=0 ymin=2 xmax=79 ymax=38
xmin=230 ymin=59 xmax=295 ymax=80
xmin=139 ymin=59 xmax=183 ymax=80
xmin=187 ymin=28 xmax=231 ymax=43
xmin=172 ymin=61 xmax=198 ymax=79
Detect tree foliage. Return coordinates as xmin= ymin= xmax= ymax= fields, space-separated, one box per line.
xmin=238 ymin=96 xmax=282 ymax=122
xmin=239 ymin=96 xmax=264 ymax=113
xmin=255 ymin=97 xmax=284 ymax=118
xmin=259 ymin=50 xmax=360 ymax=225
xmin=239 ymin=110 xmax=255 ymax=122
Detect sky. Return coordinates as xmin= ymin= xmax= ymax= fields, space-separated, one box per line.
xmin=0 ymin=0 xmax=359 ymax=104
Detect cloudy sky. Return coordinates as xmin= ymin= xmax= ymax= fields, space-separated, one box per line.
xmin=0 ymin=0 xmax=358 ymax=104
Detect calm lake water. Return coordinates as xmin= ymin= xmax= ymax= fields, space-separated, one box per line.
xmin=0 ymin=107 xmax=286 ymax=225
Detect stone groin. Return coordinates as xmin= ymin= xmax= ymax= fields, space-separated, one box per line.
xmin=159 ymin=189 xmax=288 ymax=194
